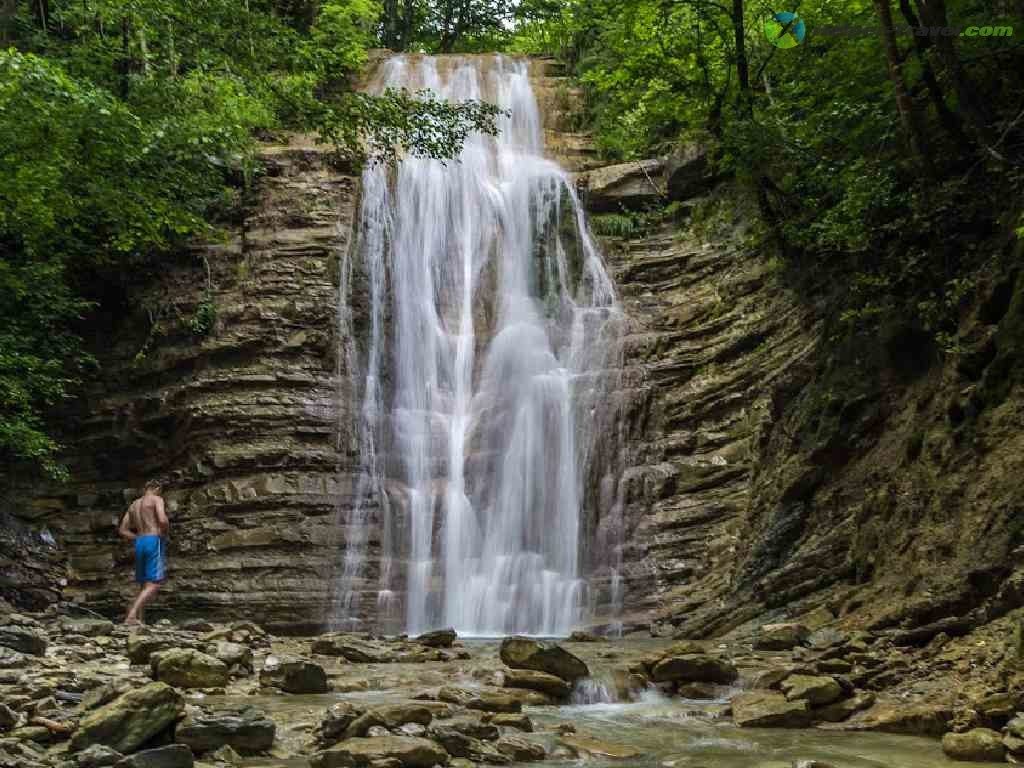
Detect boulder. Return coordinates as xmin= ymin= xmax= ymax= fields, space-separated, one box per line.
xmin=127 ymin=633 xmax=198 ymax=665
xmin=780 ymin=675 xmax=843 ymax=706
xmin=310 ymin=636 xmax=392 ymax=663
xmin=414 ymin=628 xmax=457 ymax=648
xmin=208 ymin=641 xmax=252 ymax=672
xmin=343 ymin=705 xmax=434 ymax=739
xmin=495 ymin=735 xmax=546 ymax=762
xmin=489 ymin=714 xmax=532 ymax=732
xmin=755 ymin=623 xmax=810 ymax=651
xmin=318 ymin=702 xmax=363 ymax=745
xmin=0 ymin=625 xmax=47 ymax=656
xmin=941 ymin=728 xmax=1005 ymax=762
xmin=567 ymin=631 xmax=606 ymax=643
xmin=438 ymin=687 xmax=522 ymax=713
xmin=174 ymin=705 xmax=275 ymax=754
xmin=579 ymin=159 xmax=665 ymax=212
xmin=151 ymin=649 xmax=230 ymax=689
xmin=61 ymin=619 xmax=115 ymax=637
xmin=499 ymin=637 xmax=589 ymax=682
xmin=814 ymin=692 xmax=876 ymax=723
xmin=502 ymin=669 xmax=571 ymax=699
xmin=311 ymin=736 xmax=449 ymax=768
xmin=75 ymin=744 xmax=124 ymax=768
xmin=731 ymin=691 xmax=811 ymax=728
xmin=852 ymin=702 xmax=952 ymax=736
xmin=259 ymin=655 xmax=328 ymax=693
xmin=114 ymin=744 xmax=194 ymax=768
xmin=665 ymin=142 xmax=713 ymax=201
xmin=0 ymin=702 xmax=17 ymax=731
xmin=650 ymin=654 xmax=738 ymax=685
xmin=70 ymin=683 xmax=184 ymax=754
xmin=430 ymin=726 xmax=509 ymax=764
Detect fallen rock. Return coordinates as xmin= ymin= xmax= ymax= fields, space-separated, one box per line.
xmin=343 ymin=704 xmax=434 ymax=738
xmin=851 ymin=701 xmax=952 ymax=737
xmin=439 ymin=687 xmax=522 ymax=713
xmin=114 ymin=744 xmax=194 ymax=768
xmin=174 ymin=705 xmax=275 ymax=754
xmin=499 ymin=637 xmax=589 ymax=682
xmin=495 ymin=735 xmax=546 ymax=762
xmin=665 ymin=142 xmax=713 ymax=201
xmin=731 ymin=691 xmax=811 ymax=728
xmin=75 ymin=744 xmax=124 ymax=767
xmin=780 ymin=675 xmax=843 ymax=706
xmin=567 ymin=631 xmax=606 ymax=643
xmin=0 ymin=625 xmax=47 ymax=656
xmin=70 ymin=682 xmax=184 ymax=754
xmin=559 ymin=733 xmax=642 ymax=759
xmin=0 ymin=702 xmax=17 ymax=731
xmin=127 ymin=633 xmax=198 ymax=665
xmin=310 ymin=636 xmax=392 ymax=663
xmin=259 ymin=655 xmax=328 ymax=693
xmin=414 ymin=628 xmax=457 ymax=648
xmin=318 ymin=702 xmax=364 ymax=746
xmin=650 ymin=654 xmax=738 ymax=685
xmin=502 ymin=669 xmax=571 ymax=699
xmin=489 ymin=713 xmax=532 ymax=732
xmin=755 ymin=623 xmax=810 ymax=651
xmin=61 ymin=619 xmax=115 ymax=637
xmin=941 ymin=728 xmax=1005 ymax=762
xmin=208 ymin=641 xmax=252 ymax=673
xmin=430 ymin=726 xmax=509 ymax=764
xmin=151 ymin=649 xmax=230 ymax=689
xmin=814 ymin=692 xmax=875 ymax=723
xmin=311 ymin=736 xmax=449 ymax=768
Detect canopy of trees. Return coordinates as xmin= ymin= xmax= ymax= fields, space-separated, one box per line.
xmin=2 ymin=0 xmax=1023 ymax=479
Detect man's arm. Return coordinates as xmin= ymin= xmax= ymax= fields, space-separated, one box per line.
xmin=118 ymin=504 xmax=137 ymax=541
xmin=156 ymin=497 xmax=169 ymax=537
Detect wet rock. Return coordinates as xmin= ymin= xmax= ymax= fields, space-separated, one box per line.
xmin=430 ymin=726 xmax=509 ymax=764
xmin=814 ymin=692 xmax=875 ymax=723
xmin=310 ymin=736 xmax=449 ymax=768
xmin=114 ymin=744 xmax=194 ymax=768
xmin=75 ymin=744 xmax=124 ymax=767
xmin=754 ymin=624 xmax=810 ymax=652
xmin=677 ymin=682 xmax=719 ymax=699
xmin=852 ymin=701 xmax=952 ymax=736
xmin=60 ymin=619 xmax=114 ymax=637
xmin=208 ymin=744 xmax=242 ymax=764
xmin=752 ymin=667 xmax=794 ymax=690
xmin=343 ymin=705 xmax=433 ymax=739
xmin=567 ymin=631 xmax=606 ymax=643
xmin=310 ymin=636 xmax=392 ymax=663
xmin=441 ymin=717 xmax=500 ymax=741
xmin=780 ymin=675 xmax=843 ymax=706
xmin=318 ymin=702 xmax=364 ymax=745
xmin=70 ymin=682 xmax=184 ymax=754
xmin=489 ymin=713 xmax=532 ymax=732
xmin=731 ymin=691 xmax=811 ymax=728
xmin=499 ymin=637 xmax=589 ymax=682
xmin=151 ymin=649 xmax=230 ymax=689
xmin=174 ymin=705 xmax=275 ymax=754
xmin=0 ymin=625 xmax=47 ymax=656
xmin=941 ymin=728 xmax=1005 ymax=762
xmin=0 ymin=703 xmax=17 ymax=731
xmin=82 ymin=682 xmax=131 ymax=712
xmin=413 ymin=628 xmax=456 ymax=648
xmin=650 ymin=654 xmax=738 ymax=685
xmin=501 ymin=669 xmax=571 ymax=699
xmin=208 ymin=641 xmax=252 ymax=673
xmin=438 ymin=687 xmax=521 ymax=713
xmin=559 ymin=733 xmax=642 ymax=759
xmin=127 ymin=633 xmax=198 ymax=665
xmin=495 ymin=735 xmax=546 ymax=762
xmin=259 ymin=655 xmax=328 ymax=693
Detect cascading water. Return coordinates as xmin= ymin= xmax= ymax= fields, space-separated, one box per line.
xmin=333 ymin=54 xmax=624 ymax=636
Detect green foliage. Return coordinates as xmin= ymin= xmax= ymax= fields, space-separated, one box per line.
xmin=0 ymin=0 xmax=504 ymax=479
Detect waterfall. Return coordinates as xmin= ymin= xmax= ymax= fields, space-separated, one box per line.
xmin=333 ymin=54 xmax=624 ymax=637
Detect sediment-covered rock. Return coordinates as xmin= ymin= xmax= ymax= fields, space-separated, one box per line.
xmin=259 ymin=655 xmax=328 ymax=693
xmin=499 ymin=637 xmax=589 ymax=682
xmin=0 ymin=624 xmax=47 ymax=656
xmin=650 ymin=654 xmax=738 ymax=685
xmin=414 ymin=628 xmax=457 ymax=648
xmin=70 ymin=682 xmax=184 ymax=754
xmin=150 ymin=649 xmax=230 ymax=689
xmin=174 ymin=705 xmax=275 ymax=754
xmin=113 ymin=744 xmax=194 ymax=768
xmin=755 ymin=624 xmax=811 ymax=652
xmin=941 ymin=728 xmax=1005 ymax=762
xmin=731 ymin=691 xmax=811 ymax=728
xmin=501 ymin=669 xmax=571 ymax=699
xmin=780 ymin=675 xmax=843 ymax=706
xmin=311 ymin=736 xmax=449 ymax=768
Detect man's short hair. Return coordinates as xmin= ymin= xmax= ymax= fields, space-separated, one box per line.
xmin=144 ymin=478 xmax=165 ymax=492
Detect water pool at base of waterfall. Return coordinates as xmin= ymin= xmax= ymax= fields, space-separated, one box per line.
xmin=203 ymin=637 xmax=982 ymax=768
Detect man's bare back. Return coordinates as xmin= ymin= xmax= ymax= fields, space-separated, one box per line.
xmin=125 ymin=493 xmax=167 ymax=537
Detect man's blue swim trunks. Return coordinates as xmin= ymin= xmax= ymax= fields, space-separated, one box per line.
xmin=135 ymin=535 xmax=167 ymax=584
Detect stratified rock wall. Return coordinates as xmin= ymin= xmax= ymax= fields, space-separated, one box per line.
xmin=13 ymin=143 xmax=360 ymax=631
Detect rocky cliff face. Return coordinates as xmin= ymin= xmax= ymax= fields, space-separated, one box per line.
xmin=3 ymin=143 xmax=360 ymax=631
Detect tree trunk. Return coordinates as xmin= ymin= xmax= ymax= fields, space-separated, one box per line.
xmin=873 ymin=0 xmax=934 ymax=172
xmin=731 ymin=0 xmax=749 ymax=96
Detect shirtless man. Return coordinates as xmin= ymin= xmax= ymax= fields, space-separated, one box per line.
xmin=118 ymin=479 xmax=169 ymax=625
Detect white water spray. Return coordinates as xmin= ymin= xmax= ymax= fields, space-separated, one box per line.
xmin=335 ymin=54 xmax=623 ymax=636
